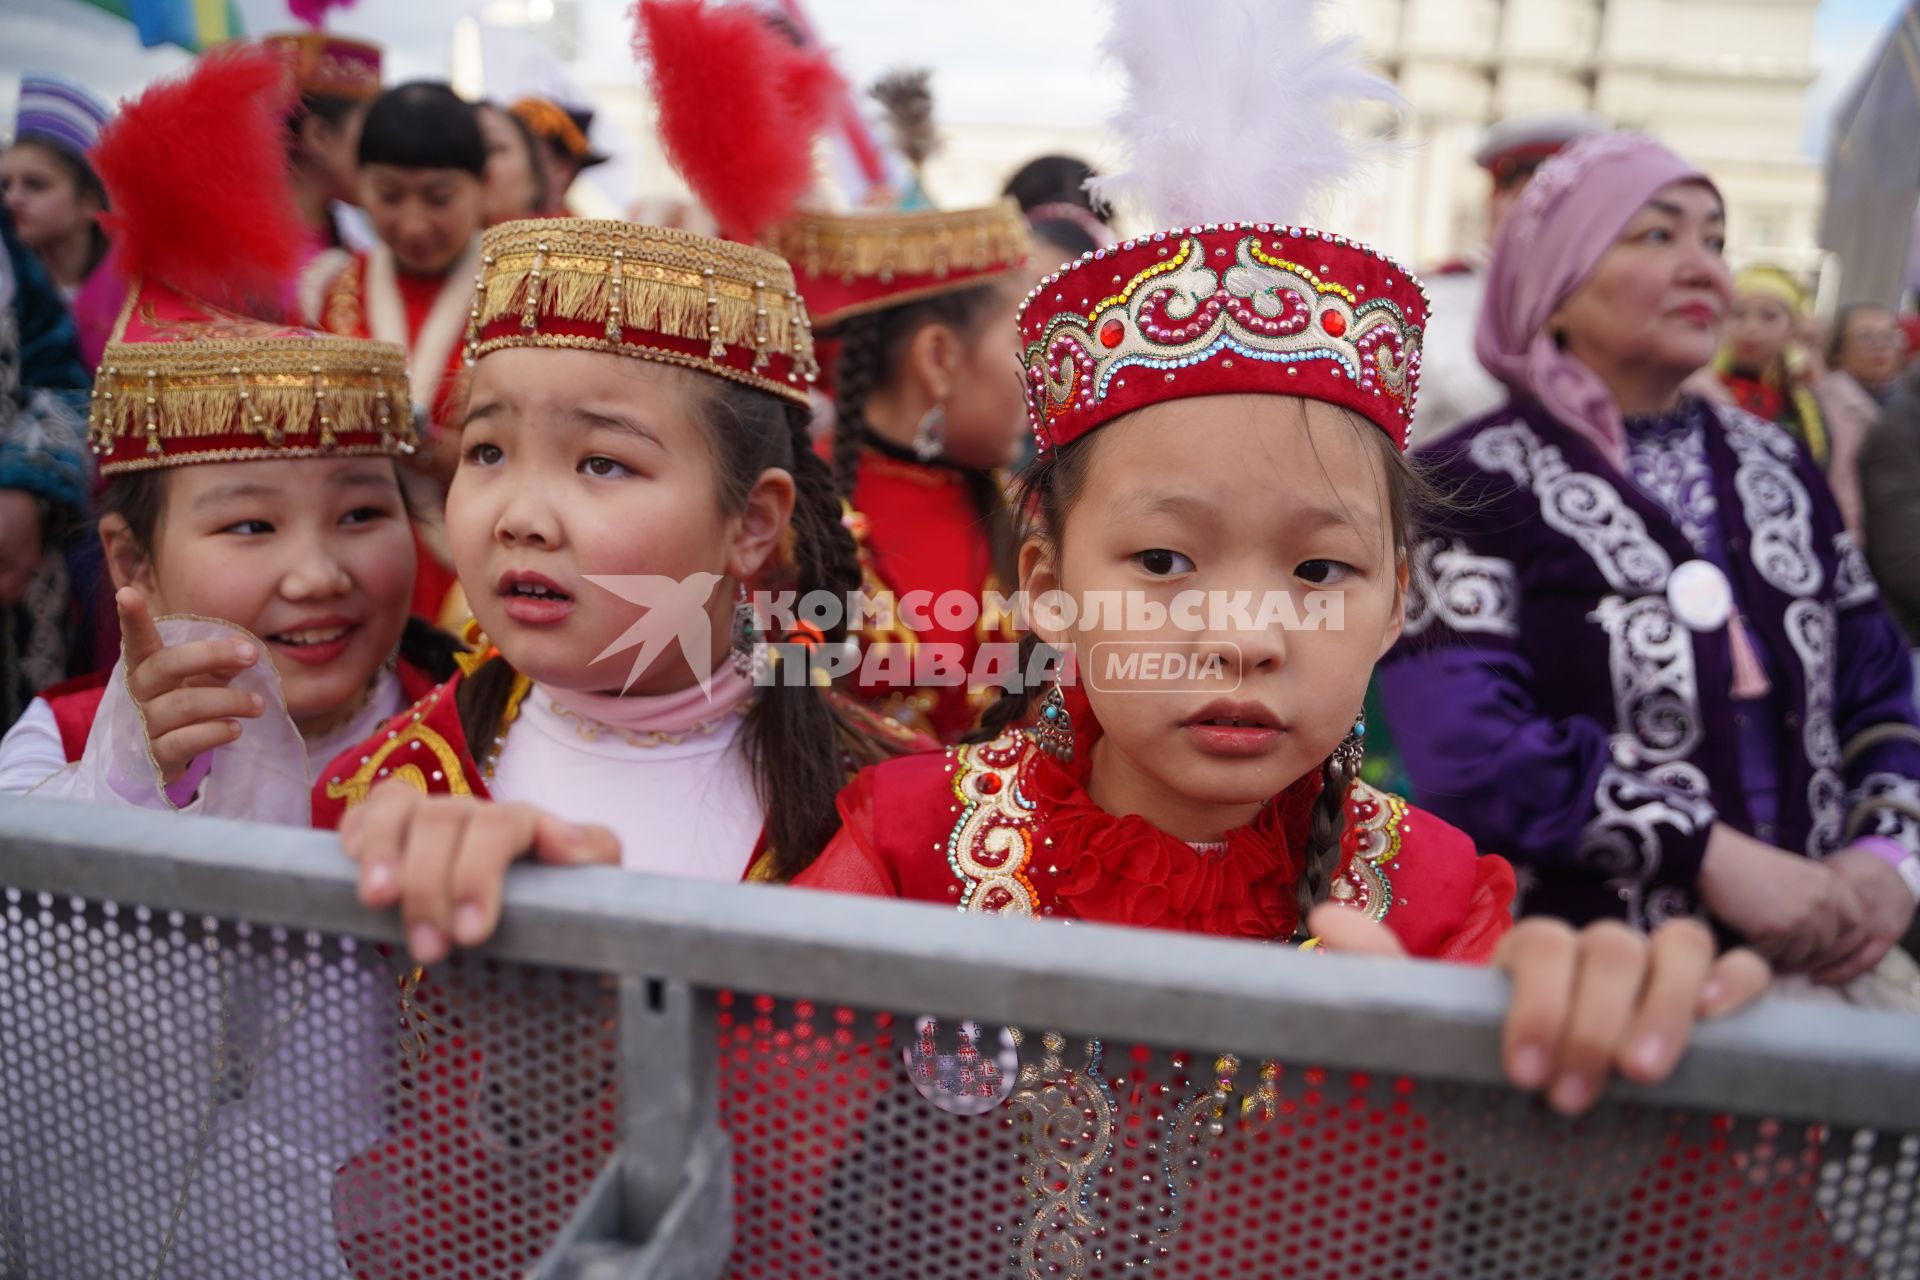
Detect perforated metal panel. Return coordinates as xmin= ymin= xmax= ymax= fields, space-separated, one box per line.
xmin=716 ymin=994 xmax=1920 ymax=1280
xmin=0 ymin=887 xmax=617 ymax=1279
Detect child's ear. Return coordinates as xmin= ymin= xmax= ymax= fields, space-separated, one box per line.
xmin=905 ymin=322 xmax=964 ymax=404
xmin=1019 ymin=537 xmax=1069 ymax=649
xmin=727 ymin=467 xmax=798 ymax=582
xmin=98 ymin=514 xmax=158 ymax=599
xmin=1375 ymin=552 xmax=1409 ymax=661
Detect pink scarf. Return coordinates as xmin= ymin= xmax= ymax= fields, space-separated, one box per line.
xmin=545 ymin=661 xmax=757 ymax=736
xmin=1474 ymin=133 xmax=1719 ymax=470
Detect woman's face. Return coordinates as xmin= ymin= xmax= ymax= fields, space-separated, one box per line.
xmin=937 ymin=269 xmax=1045 ymax=471
xmin=1836 ymin=306 xmax=1903 ymax=388
xmin=1550 ymin=181 xmax=1733 ymax=395
xmin=449 ymin=348 xmax=793 ymax=696
xmin=360 ymin=164 xmax=486 ymax=275
xmin=477 ymin=106 xmax=541 ymax=226
xmin=113 ymin=457 xmax=416 ymax=736
xmin=1023 ymin=396 xmax=1405 ymax=838
xmin=1727 ymin=291 xmax=1793 ymax=371
xmin=0 ymin=142 xmax=96 ymax=252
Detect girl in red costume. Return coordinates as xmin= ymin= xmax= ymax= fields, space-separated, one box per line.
xmin=322 ymin=0 xmax=923 ymax=951
xmin=795 ymin=9 xmax=1772 ymax=1113
xmin=770 ymin=197 xmax=1037 ymax=742
xmin=0 ymin=48 xmax=454 ymax=821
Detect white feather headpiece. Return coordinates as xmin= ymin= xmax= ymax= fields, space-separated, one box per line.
xmin=1088 ymin=0 xmax=1402 ymax=228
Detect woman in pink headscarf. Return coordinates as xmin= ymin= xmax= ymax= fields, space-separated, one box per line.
xmin=1377 ymin=133 xmax=1920 ymax=988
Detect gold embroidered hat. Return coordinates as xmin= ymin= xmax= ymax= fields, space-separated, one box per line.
xmin=466 ymin=217 xmax=819 ymax=405
xmin=768 ymin=199 xmax=1033 ymax=331
xmin=86 ymin=44 xmax=415 ymax=476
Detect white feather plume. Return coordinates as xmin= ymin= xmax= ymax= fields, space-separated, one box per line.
xmin=1088 ymin=0 xmax=1402 ymax=228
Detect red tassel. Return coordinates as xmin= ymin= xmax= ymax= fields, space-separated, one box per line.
xmin=1727 ymin=613 xmax=1772 ymax=700
xmin=91 ymin=45 xmax=304 ymax=315
xmin=634 ymin=0 xmax=843 ymax=243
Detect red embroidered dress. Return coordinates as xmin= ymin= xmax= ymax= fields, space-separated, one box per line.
xmin=831 ymin=445 xmax=1019 ymax=741
xmin=797 ymin=695 xmax=1515 ymax=958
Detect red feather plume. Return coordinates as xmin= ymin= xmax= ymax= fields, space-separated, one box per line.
xmin=634 ymin=0 xmax=842 ymax=243
xmin=92 ymin=45 xmax=305 ymax=312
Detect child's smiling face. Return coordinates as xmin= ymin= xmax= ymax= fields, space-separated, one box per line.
xmin=450 ymin=347 xmax=793 ymax=697
xmin=1023 ymin=395 xmax=1407 ymax=840
xmin=110 ymin=456 xmax=416 ymax=738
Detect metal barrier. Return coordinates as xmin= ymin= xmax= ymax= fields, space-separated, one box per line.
xmin=2 ymin=794 xmax=1918 ymax=1279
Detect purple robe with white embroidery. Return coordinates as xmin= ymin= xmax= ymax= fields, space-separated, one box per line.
xmin=1379 ymin=395 xmax=1920 ymax=928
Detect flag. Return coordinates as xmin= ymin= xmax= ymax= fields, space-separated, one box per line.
xmin=1820 ymin=1 xmax=1920 ymax=307
xmin=74 ymin=0 xmax=245 ymax=53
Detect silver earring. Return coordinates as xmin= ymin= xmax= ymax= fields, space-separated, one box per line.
xmin=912 ymin=404 xmax=947 ymax=462
xmin=1332 ymin=711 xmax=1366 ymax=776
xmin=730 ymin=581 xmax=756 ymax=676
xmin=1033 ymin=679 xmax=1074 ymax=761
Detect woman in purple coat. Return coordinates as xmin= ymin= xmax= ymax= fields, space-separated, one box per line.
xmin=1381 ymin=133 xmax=1920 ymax=986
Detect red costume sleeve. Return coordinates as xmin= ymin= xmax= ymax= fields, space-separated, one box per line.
xmin=791 ymin=765 xmax=907 ymax=898
xmin=1427 ymin=854 xmax=1517 ymax=964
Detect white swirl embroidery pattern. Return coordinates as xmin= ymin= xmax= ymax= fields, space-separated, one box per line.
xmin=1590 ymin=595 xmax=1703 ymax=769
xmin=1722 ymin=407 xmax=1822 ymax=599
xmin=1833 ymin=531 xmax=1878 ymax=610
xmin=1580 ymin=764 xmax=1715 ymax=928
xmin=1468 ymin=423 xmax=1672 ymax=594
xmin=1786 ymin=598 xmax=1844 ymax=856
xmin=1405 ymin=539 xmax=1521 ymax=639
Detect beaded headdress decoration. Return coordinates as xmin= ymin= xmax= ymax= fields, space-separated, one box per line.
xmin=465 ymin=221 xmax=818 ymax=406
xmin=769 ymin=200 xmax=1034 ymax=331
xmin=1019 ymin=0 xmax=1428 ymax=454
xmin=87 ymin=45 xmax=414 ymax=477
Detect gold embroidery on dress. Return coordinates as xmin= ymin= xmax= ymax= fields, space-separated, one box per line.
xmin=325 ymin=711 xmax=473 ymax=806
xmin=1331 ymin=779 xmax=1405 ymax=921
xmin=946 ymin=730 xmax=1039 ymax=915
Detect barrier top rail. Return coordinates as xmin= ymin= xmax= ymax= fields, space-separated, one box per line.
xmin=2 ymin=795 xmax=1916 ymax=1133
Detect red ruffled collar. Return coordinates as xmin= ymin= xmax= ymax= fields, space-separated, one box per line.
xmin=1022 ymin=687 xmax=1322 ymax=940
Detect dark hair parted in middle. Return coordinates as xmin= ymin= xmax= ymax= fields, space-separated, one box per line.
xmin=358 ymin=82 xmax=487 ymax=177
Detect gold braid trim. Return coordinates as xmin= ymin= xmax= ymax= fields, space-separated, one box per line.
xmin=769 ymin=200 xmax=1032 ymax=286
xmin=471 ymin=218 xmax=818 ymax=398
xmin=89 ymin=334 xmax=415 ymax=475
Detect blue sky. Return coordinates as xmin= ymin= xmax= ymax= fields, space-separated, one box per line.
xmin=1808 ymin=0 xmax=1908 ymax=149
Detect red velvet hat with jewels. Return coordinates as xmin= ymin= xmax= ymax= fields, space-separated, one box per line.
xmin=1032 ymin=0 xmax=1429 ymax=454
xmin=1018 ymin=224 xmax=1428 ymax=455
xmin=260 ymin=30 xmax=383 ymax=103
xmin=87 ymin=44 xmax=414 ymax=476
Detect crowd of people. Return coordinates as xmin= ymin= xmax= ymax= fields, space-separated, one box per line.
xmin=1 ymin=0 xmax=1917 ymax=1268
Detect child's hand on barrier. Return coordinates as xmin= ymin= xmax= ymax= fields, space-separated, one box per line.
xmin=338 ymin=781 xmax=621 ymax=964
xmin=117 ymin=587 xmax=264 ymax=784
xmin=1309 ymin=907 xmax=1770 ymax=1116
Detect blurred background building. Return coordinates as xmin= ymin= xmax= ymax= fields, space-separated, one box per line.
xmin=1339 ymin=0 xmax=1825 ymax=272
